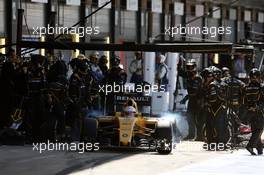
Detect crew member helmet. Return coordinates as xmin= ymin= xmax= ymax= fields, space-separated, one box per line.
xmin=77 ymin=60 xmax=89 ymax=74
xmin=249 ymin=68 xmax=261 ymax=81
xmin=113 ymin=55 xmax=121 ymax=66
xmin=186 ymin=59 xmax=197 ymax=71
xmin=201 ymin=67 xmax=214 ymax=79
xmin=210 ymin=66 xmax=222 ymax=79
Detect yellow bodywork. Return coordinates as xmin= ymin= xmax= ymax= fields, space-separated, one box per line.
xmin=96 ymin=112 xmax=158 ymax=146
xmin=118 ymin=117 xmax=137 ymax=145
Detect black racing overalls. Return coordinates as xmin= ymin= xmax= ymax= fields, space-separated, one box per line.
xmin=243 ymin=82 xmax=264 ymax=153
xmin=205 ymin=80 xmax=228 ymax=146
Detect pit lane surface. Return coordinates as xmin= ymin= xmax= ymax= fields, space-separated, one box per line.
xmin=0 ymin=142 xmax=260 ymax=175
xmin=161 ymin=149 xmax=264 ymax=175
xmin=0 ymin=145 xmax=124 ymax=175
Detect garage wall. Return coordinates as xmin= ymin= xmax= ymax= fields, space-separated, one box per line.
xmin=57 ymin=5 xmax=80 ymax=60
xmin=253 ymin=22 xmax=264 ymax=36
xmin=0 ymin=0 xmax=5 ymax=35
xmin=22 ymin=3 xmax=45 ymax=30
xmin=91 ymin=8 xmax=110 ymax=34
xmin=207 ymin=18 xmax=219 ymax=41
xmin=121 ymin=10 xmax=136 ymax=41
xmin=173 ymin=15 xmax=182 ymax=40
xmin=237 ymin=21 xmax=245 ymax=41
xmin=152 ymin=13 xmax=161 ymax=38
xmin=223 ymin=20 xmax=236 ymax=42
xmin=59 ymin=5 xmax=80 ymax=27
xmin=186 ymin=16 xmax=202 ymax=41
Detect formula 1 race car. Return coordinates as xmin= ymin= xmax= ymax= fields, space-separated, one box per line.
xmin=82 ymin=93 xmax=174 ymax=154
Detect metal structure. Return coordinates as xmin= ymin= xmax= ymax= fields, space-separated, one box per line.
xmin=19 ymin=40 xmax=233 ymax=53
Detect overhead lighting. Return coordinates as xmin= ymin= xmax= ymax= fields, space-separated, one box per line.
xmin=213 ymin=53 xmax=219 ymax=64
xmin=72 ymin=34 xmax=80 ymax=58
xmin=40 ymin=36 xmax=45 ymax=56
xmin=0 ymin=38 xmax=6 ymax=54
xmin=105 ymin=36 xmax=110 ymax=68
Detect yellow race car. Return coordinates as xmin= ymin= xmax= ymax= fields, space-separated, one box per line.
xmin=82 ymin=95 xmax=173 ymax=154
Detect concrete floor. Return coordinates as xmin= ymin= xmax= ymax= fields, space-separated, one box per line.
xmin=161 ymin=149 xmax=264 ymax=175
xmin=0 ymin=142 xmax=261 ymax=175
xmin=0 ymin=145 xmax=123 ymax=175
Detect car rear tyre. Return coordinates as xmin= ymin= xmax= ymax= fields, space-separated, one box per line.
xmin=155 ymin=121 xmax=173 ymax=154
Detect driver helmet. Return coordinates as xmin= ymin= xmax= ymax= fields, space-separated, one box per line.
xmin=124 ymin=106 xmax=137 ymax=118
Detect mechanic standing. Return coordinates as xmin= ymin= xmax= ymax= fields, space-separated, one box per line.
xmin=68 ymin=60 xmax=93 ymax=141
xmin=222 ymin=67 xmax=245 ymax=116
xmin=0 ymin=49 xmax=27 ymax=129
xmin=45 ymin=60 xmax=69 ymax=141
xmin=98 ymin=55 xmax=109 ymax=77
xmin=107 ymin=56 xmax=127 ymax=85
xmin=88 ymin=53 xmax=105 ymax=111
xmin=155 ymin=54 xmax=168 ymax=91
xmin=221 ymin=67 xmax=245 ymax=139
xmin=106 ymin=56 xmax=127 ymax=114
xmin=26 ymin=55 xmax=48 ymax=142
xmin=179 ymin=59 xmax=203 ymax=140
xmin=200 ymin=68 xmax=215 ymax=144
xmin=89 ymin=53 xmax=104 ymax=83
xmin=129 ymin=52 xmax=143 ymax=84
xmin=205 ymin=66 xmax=228 ymax=147
xmin=243 ymin=68 xmax=264 ymax=155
